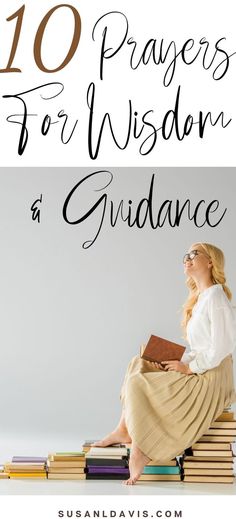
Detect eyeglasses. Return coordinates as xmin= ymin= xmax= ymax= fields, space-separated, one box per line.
xmin=183 ymin=249 xmax=210 ymax=264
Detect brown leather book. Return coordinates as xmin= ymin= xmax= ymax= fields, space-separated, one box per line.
xmin=140 ymin=334 xmax=186 ymax=363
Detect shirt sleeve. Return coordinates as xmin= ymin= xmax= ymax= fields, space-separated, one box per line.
xmin=181 ymin=349 xmax=197 ymax=364
xmin=188 ymin=300 xmax=236 ymax=374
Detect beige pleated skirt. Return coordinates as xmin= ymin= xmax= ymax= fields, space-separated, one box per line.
xmin=120 ymin=352 xmax=236 ymax=461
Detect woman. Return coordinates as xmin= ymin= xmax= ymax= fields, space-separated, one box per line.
xmin=92 ymin=242 xmax=236 ymax=485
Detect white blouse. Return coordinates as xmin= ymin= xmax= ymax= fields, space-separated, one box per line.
xmin=181 ymin=284 xmax=236 ymax=374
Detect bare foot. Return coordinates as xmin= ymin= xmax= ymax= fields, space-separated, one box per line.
xmin=91 ymin=428 xmax=132 ymax=447
xmin=123 ymin=443 xmax=150 ymax=485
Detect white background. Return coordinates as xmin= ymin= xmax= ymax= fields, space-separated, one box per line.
xmin=0 ymin=0 xmax=235 ymax=165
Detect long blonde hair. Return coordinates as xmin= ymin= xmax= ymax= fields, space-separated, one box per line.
xmin=181 ymin=242 xmax=232 ymax=337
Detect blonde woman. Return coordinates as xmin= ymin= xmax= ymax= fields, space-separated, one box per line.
xmin=92 ymin=243 xmax=236 ymax=485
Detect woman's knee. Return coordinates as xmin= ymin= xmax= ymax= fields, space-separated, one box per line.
xmin=126 ymin=373 xmax=140 ymax=394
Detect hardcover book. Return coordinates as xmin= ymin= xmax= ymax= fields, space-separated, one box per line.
xmin=87 ymin=467 xmax=129 ymax=474
xmin=140 ymin=335 xmax=186 ymax=362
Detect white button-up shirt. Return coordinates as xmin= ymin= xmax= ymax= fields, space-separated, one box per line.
xmin=181 ymin=284 xmax=236 ymax=374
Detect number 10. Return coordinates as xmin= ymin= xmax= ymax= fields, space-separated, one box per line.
xmin=0 ymin=3 xmax=81 ymax=73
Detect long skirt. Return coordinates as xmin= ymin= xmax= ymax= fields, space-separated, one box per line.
xmin=120 ymin=352 xmax=236 ymax=461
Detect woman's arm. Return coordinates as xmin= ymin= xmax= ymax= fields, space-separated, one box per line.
xmin=181 ymin=350 xmax=197 ymax=365
xmin=188 ymin=301 xmax=236 ymax=374
xmin=185 ymin=363 xmax=194 ymax=374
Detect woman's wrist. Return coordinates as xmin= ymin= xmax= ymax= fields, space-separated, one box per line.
xmin=185 ymin=363 xmax=193 ymax=375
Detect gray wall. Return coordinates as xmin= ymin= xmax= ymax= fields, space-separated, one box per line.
xmin=0 ymin=167 xmax=235 ymax=440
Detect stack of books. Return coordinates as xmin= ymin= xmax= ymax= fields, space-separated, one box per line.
xmin=181 ymin=407 xmax=236 ymax=483
xmin=85 ymin=446 xmax=130 ymax=480
xmin=0 ymin=464 xmax=9 ymax=479
xmin=47 ymin=452 xmax=86 ymax=480
xmin=138 ymin=458 xmax=181 ymax=482
xmin=4 ymin=456 xmax=47 ymax=479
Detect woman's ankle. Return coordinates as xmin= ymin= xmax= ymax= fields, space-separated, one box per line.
xmin=116 ymin=424 xmax=128 ymax=435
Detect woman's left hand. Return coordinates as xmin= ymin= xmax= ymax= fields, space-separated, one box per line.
xmin=161 ymin=360 xmax=193 ymax=374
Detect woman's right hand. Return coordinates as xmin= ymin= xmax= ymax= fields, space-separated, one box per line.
xmin=148 ymin=361 xmax=165 ymax=370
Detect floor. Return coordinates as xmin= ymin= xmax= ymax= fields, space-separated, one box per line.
xmin=1 ymin=478 xmax=236 ymax=495
xmin=1 ymin=433 xmax=235 ymax=495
